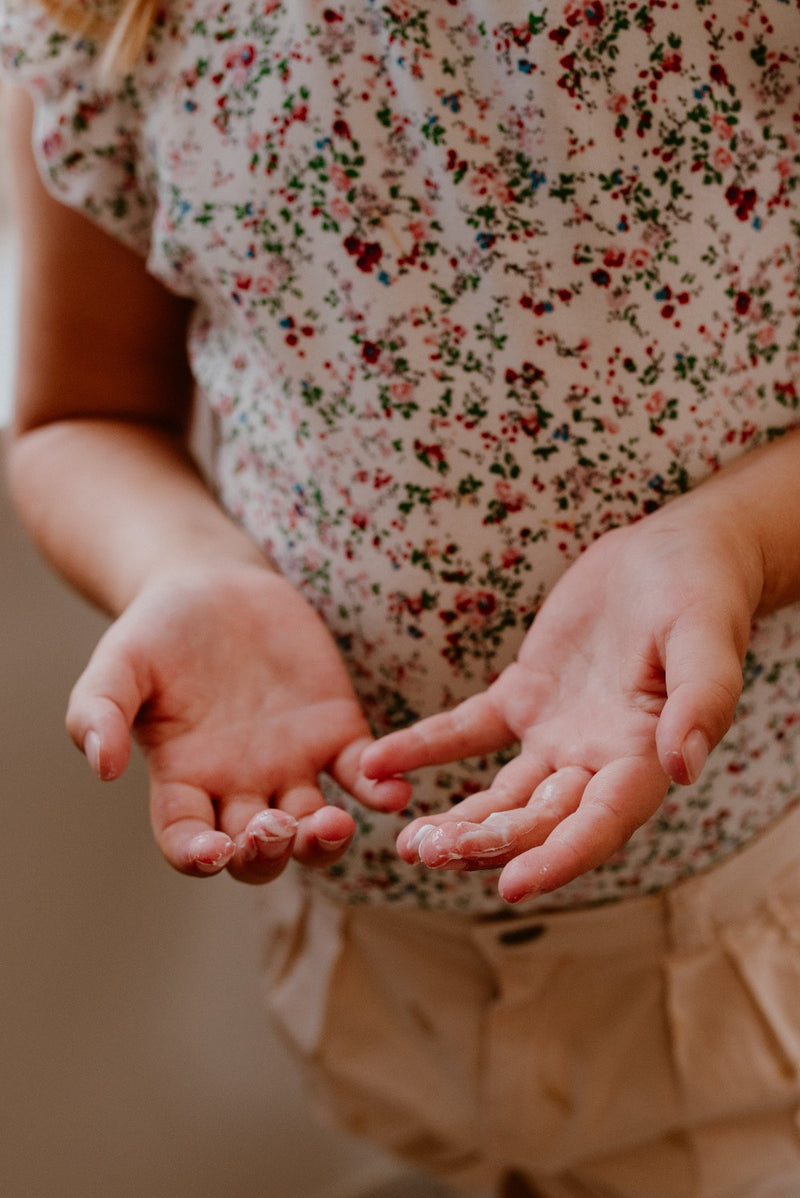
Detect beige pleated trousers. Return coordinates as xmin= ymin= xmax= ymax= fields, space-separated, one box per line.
xmin=259 ymin=803 xmax=800 ymax=1198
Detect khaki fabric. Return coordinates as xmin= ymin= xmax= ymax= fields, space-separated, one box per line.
xmin=259 ymin=805 xmax=800 ymax=1198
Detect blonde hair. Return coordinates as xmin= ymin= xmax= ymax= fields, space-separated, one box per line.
xmin=40 ymin=0 xmax=158 ymax=73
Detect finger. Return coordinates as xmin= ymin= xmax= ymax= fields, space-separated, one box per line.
xmin=334 ymin=736 xmax=412 ymax=811
xmin=217 ymin=792 xmax=273 ymax=839
xmin=397 ymin=752 xmax=551 ymax=862
xmin=150 ymin=778 xmax=235 ymax=877
xmin=498 ymin=757 xmax=669 ymax=903
xmin=269 ymin=781 xmax=358 ymax=866
xmin=277 ymin=781 xmax=331 ymax=821
xmin=66 ymin=640 xmax=145 ymax=780
xmin=360 ymin=690 xmax=514 ymax=780
xmin=226 ymin=807 xmax=298 ymax=885
xmin=292 ymin=804 xmax=357 ymax=867
xmin=217 ymin=794 xmax=297 ymax=883
xmin=657 ymin=612 xmax=745 ymax=786
xmin=414 ymin=767 xmax=593 ymax=871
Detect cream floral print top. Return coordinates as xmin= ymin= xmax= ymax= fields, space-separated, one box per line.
xmin=3 ymin=0 xmax=800 ymax=912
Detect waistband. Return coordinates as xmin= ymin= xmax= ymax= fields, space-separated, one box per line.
xmin=304 ymin=801 xmax=800 ymax=966
xmin=471 ymin=799 xmax=800 ymax=965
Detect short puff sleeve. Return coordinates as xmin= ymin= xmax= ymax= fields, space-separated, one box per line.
xmin=0 ymin=0 xmax=154 ymax=255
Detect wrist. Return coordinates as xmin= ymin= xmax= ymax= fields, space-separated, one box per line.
xmin=660 ymin=483 xmax=765 ymax=619
xmin=674 ymin=430 xmax=800 ymax=617
xmin=7 ymin=417 xmax=274 ymax=615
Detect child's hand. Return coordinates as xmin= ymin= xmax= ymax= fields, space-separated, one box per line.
xmin=66 ymin=564 xmax=410 ymax=883
xmin=362 ymin=501 xmax=762 ymax=902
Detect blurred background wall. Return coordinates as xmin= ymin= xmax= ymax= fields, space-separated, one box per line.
xmin=0 ymin=85 xmax=445 ymax=1198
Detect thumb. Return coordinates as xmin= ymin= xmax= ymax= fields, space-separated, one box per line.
xmin=65 ymin=628 xmax=147 ymax=781
xmin=656 ymin=611 xmax=746 ymax=786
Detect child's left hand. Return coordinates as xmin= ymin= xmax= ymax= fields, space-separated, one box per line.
xmin=362 ymin=494 xmax=763 ymax=903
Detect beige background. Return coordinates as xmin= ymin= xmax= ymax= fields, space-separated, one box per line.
xmin=0 ymin=88 xmax=453 ymax=1198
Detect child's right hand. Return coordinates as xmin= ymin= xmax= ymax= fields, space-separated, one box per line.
xmin=7 ymin=88 xmax=412 ymax=885
xmin=66 ymin=563 xmax=410 ymax=883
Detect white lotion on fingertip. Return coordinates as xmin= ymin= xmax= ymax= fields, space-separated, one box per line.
xmin=188 ymin=831 xmax=235 ymax=872
xmin=406 ymin=823 xmax=438 ymax=856
xmin=423 ymin=820 xmax=515 ymax=864
xmin=249 ymin=809 xmax=297 ymax=841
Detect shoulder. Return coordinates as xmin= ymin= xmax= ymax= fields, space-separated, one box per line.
xmin=1 ymin=0 xmax=158 ymax=255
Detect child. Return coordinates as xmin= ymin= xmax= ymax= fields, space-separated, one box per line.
xmin=3 ymin=1 xmax=800 ymax=1194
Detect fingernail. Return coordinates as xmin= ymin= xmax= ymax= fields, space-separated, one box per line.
xmin=84 ymin=730 xmax=103 ymax=777
xmin=249 ymin=810 xmax=297 ymax=839
xmin=316 ymin=834 xmax=351 ymax=851
xmin=371 ymin=777 xmax=412 ymax=806
xmin=681 ymin=730 xmax=709 ymax=785
xmin=189 ymin=832 xmax=235 ymax=873
xmin=406 ymin=823 xmax=437 ymax=857
xmin=248 ymin=810 xmax=298 ymax=858
xmin=500 ymin=863 xmax=550 ymax=905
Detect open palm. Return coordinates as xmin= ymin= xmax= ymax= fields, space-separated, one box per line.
xmin=363 ymin=509 xmax=756 ymax=903
xmin=67 ymin=564 xmax=409 ymax=882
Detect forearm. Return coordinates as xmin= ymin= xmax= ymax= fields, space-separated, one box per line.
xmin=4 ymin=85 xmax=268 ymax=615
xmin=6 ymin=417 xmax=269 ymax=615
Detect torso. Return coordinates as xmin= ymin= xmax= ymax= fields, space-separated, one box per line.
xmin=6 ymin=0 xmax=800 ymax=909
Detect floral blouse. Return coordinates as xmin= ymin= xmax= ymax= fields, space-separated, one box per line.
xmin=3 ymin=0 xmax=800 ymax=912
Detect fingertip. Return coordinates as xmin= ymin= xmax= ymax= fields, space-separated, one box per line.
xmin=83 ymin=727 xmax=130 ymax=782
xmin=662 ymin=626 xmax=743 ymax=772
xmin=499 ymin=885 xmax=532 ymax=906
xmin=240 ymin=808 xmax=298 ymax=861
xmin=309 ymin=804 xmax=356 ymax=839
xmin=397 ymin=821 xmax=437 ymax=863
xmin=84 ymin=729 xmax=103 ymax=777
xmin=68 ymin=691 xmax=133 ymax=780
xmin=498 ymin=859 xmax=548 ymax=905
xmin=293 ymin=805 xmax=356 ymax=866
xmin=67 ymin=644 xmax=143 ymax=775
xmin=314 ymin=831 xmax=352 ymax=852
xmin=186 ymin=831 xmax=236 ymax=876
xmin=339 ymin=739 xmax=412 ymax=809
xmin=680 ymin=729 xmax=709 ymax=785
xmin=661 ymin=729 xmax=710 ymax=787
xmin=358 ymin=734 xmax=414 ymax=782
xmin=248 ymin=807 xmax=298 ymax=843
xmin=225 ymin=810 xmax=297 ymax=883
xmin=364 ymin=775 xmax=413 ymax=811
xmin=348 ymin=737 xmax=404 ymax=787
xmin=358 ymin=741 xmax=383 ymax=780
xmin=360 ymin=760 xmax=401 ymax=785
